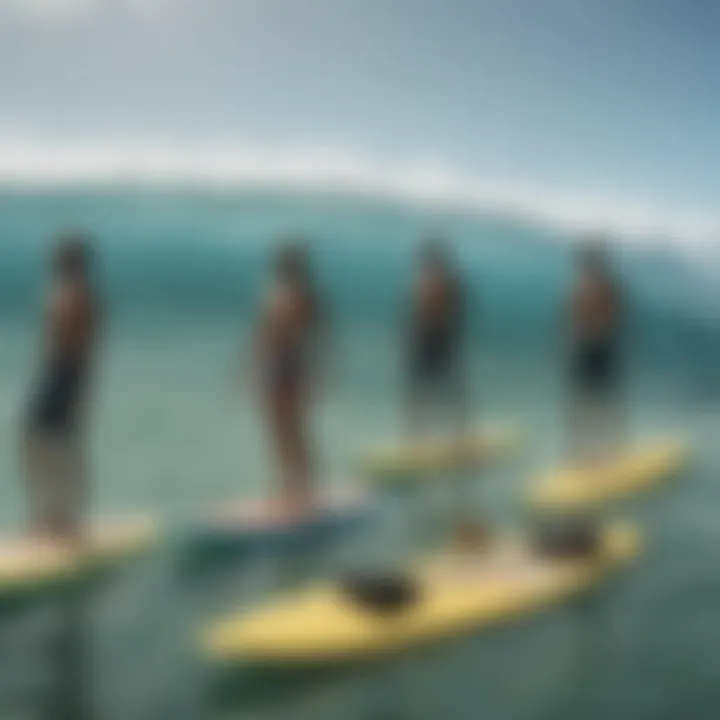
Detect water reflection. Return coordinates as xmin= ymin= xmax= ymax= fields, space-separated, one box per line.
xmin=48 ymin=585 xmax=92 ymax=720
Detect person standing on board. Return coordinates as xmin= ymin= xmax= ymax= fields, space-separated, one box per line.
xmin=405 ymin=239 xmax=468 ymax=437
xmin=23 ymin=234 xmax=102 ymax=541
xmin=254 ymin=242 xmax=326 ymax=516
xmin=567 ymin=237 xmax=625 ymax=462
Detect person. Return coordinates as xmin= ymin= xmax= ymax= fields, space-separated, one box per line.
xmin=22 ymin=234 xmax=101 ymax=542
xmin=254 ymin=241 xmax=326 ymax=516
xmin=567 ymin=236 xmax=625 ymax=463
xmin=405 ymin=239 xmax=468 ymax=437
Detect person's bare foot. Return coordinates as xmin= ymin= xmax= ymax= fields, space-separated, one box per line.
xmin=451 ymin=518 xmax=493 ymax=554
xmin=23 ymin=526 xmax=77 ymax=553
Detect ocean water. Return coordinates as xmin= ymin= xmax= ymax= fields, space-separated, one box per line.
xmin=0 ymin=187 xmax=718 ymax=720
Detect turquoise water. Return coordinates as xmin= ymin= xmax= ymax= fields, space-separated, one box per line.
xmin=0 ymin=188 xmax=718 ymax=719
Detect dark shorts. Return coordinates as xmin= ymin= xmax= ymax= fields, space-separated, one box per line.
xmin=408 ymin=328 xmax=463 ymax=396
xmin=572 ymin=340 xmax=620 ymax=396
xmin=265 ymin=350 xmax=307 ymax=394
xmin=24 ymin=370 xmax=86 ymax=532
xmin=22 ymin=429 xmax=86 ymax=535
xmin=27 ymin=362 xmax=84 ymax=436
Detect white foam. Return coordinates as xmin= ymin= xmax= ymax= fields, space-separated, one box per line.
xmin=0 ymin=133 xmax=718 ymax=251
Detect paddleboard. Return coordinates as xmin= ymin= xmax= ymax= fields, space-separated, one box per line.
xmin=362 ymin=424 xmax=519 ymax=483
xmin=0 ymin=516 xmax=158 ymax=606
xmin=205 ymin=520 xmax=638 ymax=665
xmin=190 ymin=487 xmax=373 ymax=555
xmin=529 ymin=439 xmax=688 ymax=512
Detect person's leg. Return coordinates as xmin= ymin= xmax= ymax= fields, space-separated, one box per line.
xmin=405 ymin=369 xmax=427 ymax=438
xmin=267 ymin=390 xmax=294 ymax=496
xmin=567 ymin=346 xmax=602 ymax=465
xmin=586 ymin=394 xmax=608 ymax=463
xmin=607 ymin=389 xmax=625 ymax=455
xmin=568 ymin=386 xmax=599 ymax=466
xmin=268 ymin=382 xmax=313 ymax=516
xmin=406 ymin=335 xmax=438 ymax=439
xmin=285 ymin=382 xmax=314 ymax=508
xmin=593 ymin=386 xmax=624 ymax=461
xmin=52 ymin=434 xmax=87 ymax=543
xmin=447 ymin=361 xmax=469 ymax=440
xmin=22 ymin=431 xmax=53 ymax=538
xmin=600 ymin=349 xmax=625 ymax=458
xmin=578 ymin=344 xmax=620 ymax=463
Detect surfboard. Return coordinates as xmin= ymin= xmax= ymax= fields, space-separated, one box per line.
xmin=362 ymin=424 xmax=519 ymax=484
xmin=204 ymin=521 xmax=638 ymax=665
xmin=0 ymin=516 xmax=158 ymax=607
xmin=529 ymin=440 xmax=688 ymax=512
xmin=190 ymin=487 xmax=373 ymax=555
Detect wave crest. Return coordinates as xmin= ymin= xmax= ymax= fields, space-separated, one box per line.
xmin=0 ymin=134 xmax=718 ymax=249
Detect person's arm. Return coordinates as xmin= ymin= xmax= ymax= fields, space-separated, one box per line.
xmin=248 ymin=291 xmax=272 ymax=391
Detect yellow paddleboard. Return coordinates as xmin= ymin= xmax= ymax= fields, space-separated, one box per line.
xmin=0 ymin=516 xmax=158 ymax=604
xmin=205 ymin=521 xmax=638 ymax=665
xmin=530 ymin=440 xmax=688 ymax=512
xmin=362 ymin=425 xmax=519 ymax=483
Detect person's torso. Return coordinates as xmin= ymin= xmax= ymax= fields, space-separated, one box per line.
xmin=264 ymin=281 xmax=315 ymax=359
xmin=27 ymin=282 xmax=97 ymax=432
xmin=413 ymin=273 xmax=461 ymax=336
xmin=572 ymin=278 xmax=620 ymax=344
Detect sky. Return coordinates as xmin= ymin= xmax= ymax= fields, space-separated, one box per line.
xmin=0 ymin=0 xmax=718 ymax=242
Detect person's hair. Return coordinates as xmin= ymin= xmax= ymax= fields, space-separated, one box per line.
xmin=419 ymin=236 xmax=450 ymax=270
xmin=274 ymin=241 xmax=307 ymax=282
xmin=53 ymin=233 xmax=92 ymax=279
xmin=576 ymin=234 xmax=610 ymax=274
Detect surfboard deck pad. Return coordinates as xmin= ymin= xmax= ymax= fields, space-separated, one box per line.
xmin=205 ymin=521 xmax=638 ymax=666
